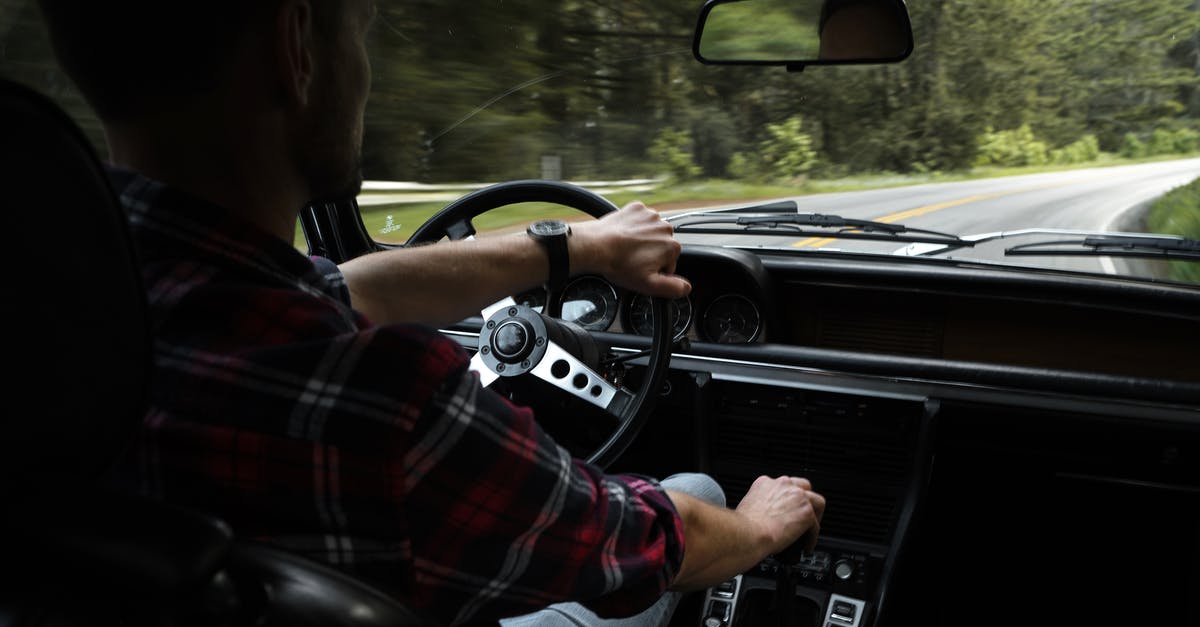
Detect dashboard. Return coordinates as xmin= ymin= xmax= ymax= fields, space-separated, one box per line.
xmin=449 ymin=243 xmax=1200 ymax=627
xmin=512 ymin=244 xmax=1200 ymax=386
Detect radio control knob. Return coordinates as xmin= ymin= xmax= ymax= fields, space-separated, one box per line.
xmin=834 ymin=560 xmax=855 ymax=581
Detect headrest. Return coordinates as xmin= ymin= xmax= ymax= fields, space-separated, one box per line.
xmin=0 ymin=79 xmax=150 ymax=498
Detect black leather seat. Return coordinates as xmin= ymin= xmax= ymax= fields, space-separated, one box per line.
xmin=0 ymin=78 xmax=435 ymax=627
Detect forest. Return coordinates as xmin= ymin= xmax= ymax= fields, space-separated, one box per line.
xmin=356 ymin=0 xmax=1200 ymax=184
xmin=3 ymin=0 xmax=1200 ymax=185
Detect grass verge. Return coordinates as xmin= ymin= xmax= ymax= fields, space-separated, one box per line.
xmin=1146 ymin=177 xmax=1200 ymax=284
xmin=328 ymin=152 xmax=1200 ymax=246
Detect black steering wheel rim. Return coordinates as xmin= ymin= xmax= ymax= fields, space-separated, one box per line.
xmin=405 ymin=180 xmax=673 ymax=470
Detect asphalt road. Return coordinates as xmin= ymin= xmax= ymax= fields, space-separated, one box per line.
xmin=672 ymin=158 xmax=1200 ymax=279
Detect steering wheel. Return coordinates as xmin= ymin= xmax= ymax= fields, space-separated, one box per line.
xmin=406 ymin=180 xmax=673 ymax=470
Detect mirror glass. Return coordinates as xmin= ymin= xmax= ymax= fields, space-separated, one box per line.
xmin=697 ymin=0 xmax=912 ymax=64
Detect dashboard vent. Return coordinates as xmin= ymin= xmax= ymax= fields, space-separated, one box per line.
xmin=817 ymin=309 xmax=944 ymax=357
xmin=789 ymin=285 xmax=947 ymax=357
xmin=708 ymin=383 xmax=922 ymax=546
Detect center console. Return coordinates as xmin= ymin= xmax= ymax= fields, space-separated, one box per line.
xmin=692 ymin=380 xmax=935 ymax=627
xmin=698 ymin=540 xmax=882 ymax=627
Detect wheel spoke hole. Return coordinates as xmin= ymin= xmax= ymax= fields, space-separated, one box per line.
xmin=551 ymin=360 xmax=570 ymax=379
xmin=572 ymin=374 xmax=588 ymax=389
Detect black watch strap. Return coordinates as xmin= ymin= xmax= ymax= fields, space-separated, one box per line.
xmin=528 ymin=220 xmax=571 ymax=293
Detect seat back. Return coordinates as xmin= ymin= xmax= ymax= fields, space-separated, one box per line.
xmin=0 ymin=78 xmax=148 ymax=496
xmin=0 ymin=78 xmax=436 ymax=627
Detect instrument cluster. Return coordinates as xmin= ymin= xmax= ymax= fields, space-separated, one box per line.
xmin=515 ymin=274 xmax=763 ymax=345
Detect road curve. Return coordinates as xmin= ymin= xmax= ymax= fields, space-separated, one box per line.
xmin=673 ymin=158 xmax=1200 ymax=279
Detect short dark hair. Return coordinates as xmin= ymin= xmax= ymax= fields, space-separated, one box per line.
xmin=37 ymin=0 xmax=339 ymax=122
xmin=819 ymin=0 xmax=906 ymax=36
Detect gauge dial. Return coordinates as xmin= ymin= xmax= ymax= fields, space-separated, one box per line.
xmin=559 ymin=276 xmax=619 ymax=331
xmin=627 ymin=294 xmax=693 ymax=340
xmin=701 ymin=294 xmax=761 ymax=344
xmin=515 ymin=287 xmax=547 ymax=313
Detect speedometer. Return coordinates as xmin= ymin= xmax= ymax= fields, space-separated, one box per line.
xmin=627 ymin=294 xmax=693 ymax=340
xmin=701 ymin=294 xmax=761 ymax=344
xmin=559 ymin=276 xmax=619 ymax=331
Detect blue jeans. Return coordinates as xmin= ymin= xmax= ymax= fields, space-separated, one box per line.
xmin=499 ymin=473 xmax=726 ymax=627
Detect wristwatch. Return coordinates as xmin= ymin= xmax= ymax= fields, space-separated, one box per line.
xmin=527 ymin=219 xmax=571 ymax=293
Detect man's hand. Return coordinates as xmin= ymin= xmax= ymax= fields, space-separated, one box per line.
xmin=571 ymin=201 xmax=692 ymax=299
xmin=665 ymin=474 xmax=823 ymax=591
xmin=735 ymin=475 xmax=826 ymax=554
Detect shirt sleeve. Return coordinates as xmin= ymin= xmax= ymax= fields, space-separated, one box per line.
xmin=309 ymin=255 xmax=353 ymax=305
xmin=403 ymin=358 xmax=686 ymax=624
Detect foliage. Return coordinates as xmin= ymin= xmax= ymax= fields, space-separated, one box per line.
xmin=1147 ymin=178 xmax=1200 ymax=284
xmin=1121 ymin=128 xmax=1200 ymax=158
xmin=758 ymin=115 xmax=819 ymax=181
xmin=648 ymin=128 xmax=701 ymax=181
xmin=1121 ymin=133 xmax=1148 ymax=159
xmin=1148 ymin=128 xmax=1178 ymax=156
xmin=725 ymin=115 xmax=819 ymax=182
xmin=1050 ymin=135 xmax=1101 ymax=165
xmin=4 ymin=0 xmax=1200 ymax=182
xmin=1171 ymin=126 xmax=1200 ymax=151
xmin=976 ymin=125 xmax=1048 ymax=167
xmin=1170 ymin=128 xmax=1200 ymax=153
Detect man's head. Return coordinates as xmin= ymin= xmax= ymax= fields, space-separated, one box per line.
xmin=37 ymin=0 xmax=373 ymax=204
xmin=817 ymin=0 xmax=909 ymax=61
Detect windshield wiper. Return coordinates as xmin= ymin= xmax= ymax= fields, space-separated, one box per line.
xmin=671 ymin=203 xmax=969 ymax=246
xmin=1006 ymin=234 xmax=1200 ymax=261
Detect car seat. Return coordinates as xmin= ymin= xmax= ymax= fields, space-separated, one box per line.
xmin=0 ymin=77 xmax=435 ymax=627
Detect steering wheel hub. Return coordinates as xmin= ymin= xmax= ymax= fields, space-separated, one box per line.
xmin=493 ymin=320 xmax=534 ymax=362
xmin=477 ymin=306 xmax=548 ymax=376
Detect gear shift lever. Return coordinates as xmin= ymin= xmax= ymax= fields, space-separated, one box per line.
xmin=772 ymin=531 xmax=816 ymax=627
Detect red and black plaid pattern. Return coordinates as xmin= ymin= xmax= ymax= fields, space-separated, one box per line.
xmin=106 ymin=169 xmax=685 ymax=625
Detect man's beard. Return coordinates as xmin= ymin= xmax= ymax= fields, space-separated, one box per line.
xmin=295 ymin=90 xmax=366 ymax=205
xmin=305 ymin=152 xmax=364 ymax=205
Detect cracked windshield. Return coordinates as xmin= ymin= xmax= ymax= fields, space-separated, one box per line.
xmin=3 ymin=0 xmax=1199 ymax=285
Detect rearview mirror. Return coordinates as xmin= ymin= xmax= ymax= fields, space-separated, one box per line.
xmin=693 ymin=0 xmax=914 ymax=71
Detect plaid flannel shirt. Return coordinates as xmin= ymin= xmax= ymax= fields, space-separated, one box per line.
xmin=106 ymin=168 xmax=685 ymax=625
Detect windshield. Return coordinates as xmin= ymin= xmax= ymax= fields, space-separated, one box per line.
xmin=3 ymin=0 xmax=1199 ymax=286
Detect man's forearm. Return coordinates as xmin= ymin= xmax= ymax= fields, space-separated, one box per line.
xmin=665 ymin=491 xmax=773 ymax=591
xmin=337 ymin=202 xmax=692 ymax=328
xmin=339 ymin=233 xmax=551 ymax=327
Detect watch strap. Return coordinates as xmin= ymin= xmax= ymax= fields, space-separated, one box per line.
xmin=528 ymin=221 xmax=571 ymax=293
xmin=544 ymin=232 xmax=569 ymax=293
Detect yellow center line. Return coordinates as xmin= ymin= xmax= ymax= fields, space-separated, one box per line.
xmin=872 ymin=192 xmax=1006 ymax=224
xmin=791 ymin=178 xmax=1097 ymax=249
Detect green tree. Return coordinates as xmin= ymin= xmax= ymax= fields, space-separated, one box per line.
xmin=648 ymin=128 xmax=701 ymax=180
xmin=760 ymin=115 xmax=819 ymax=181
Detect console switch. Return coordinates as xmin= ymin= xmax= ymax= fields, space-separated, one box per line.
xmin=706 ymin=600 xmax=731 ymax=622
xmin=698 ymin=574 xmax=741 ymax=627
xmin=831 ymin=600 xmax=857 ymax=623
xmin=824 ymin=595 xmax=865 ymax=627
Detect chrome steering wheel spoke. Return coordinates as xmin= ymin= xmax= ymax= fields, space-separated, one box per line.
xmin=468 ymin=352 xmax=500 ymax=388
xmin=530 ymin=340 xmax=633 ymax=417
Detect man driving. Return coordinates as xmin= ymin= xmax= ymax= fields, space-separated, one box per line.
xmin=37 ymin=1 xmax=824 ymax=624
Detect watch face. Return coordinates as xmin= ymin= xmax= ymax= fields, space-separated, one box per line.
xmin=529 ymin=220 xmax=570 ymax=237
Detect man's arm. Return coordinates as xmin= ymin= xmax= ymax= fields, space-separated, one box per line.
xmin=667 ymin=475 xmax=825 ymax=591
xmin=337 ymin=201 xmax=692 ymax=327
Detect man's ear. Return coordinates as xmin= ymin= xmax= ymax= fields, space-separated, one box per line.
xmin=276 ymin=0 xmax=315 ymax=108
